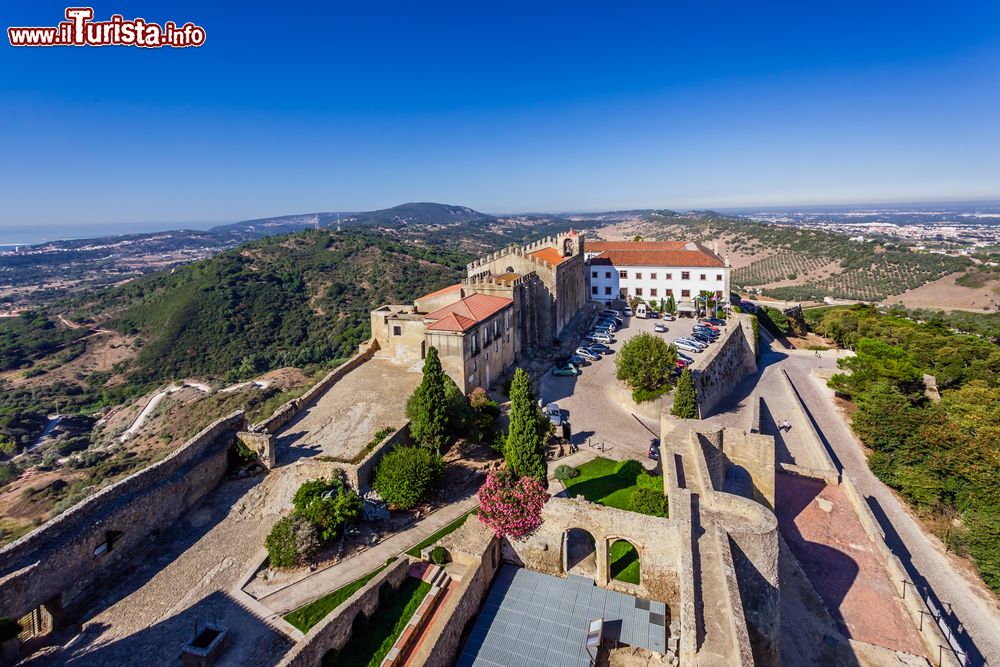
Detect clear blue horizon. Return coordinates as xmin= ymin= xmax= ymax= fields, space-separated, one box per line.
xmin=2 ymin=0 xmax=999 ymax=233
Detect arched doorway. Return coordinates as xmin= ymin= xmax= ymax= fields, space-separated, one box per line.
xmin=563 ymin=528 xmax=597 ymax=577
xmin=609 ymin=539 xmax=640 ymax=585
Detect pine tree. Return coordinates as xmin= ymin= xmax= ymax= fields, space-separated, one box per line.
xmin=406 ymin=346 xmax=450 ymax=453
xmin=505 ymin=368 xmax=547 ymax=481
xmin=671 ymin=367 xmax=699 ymax=419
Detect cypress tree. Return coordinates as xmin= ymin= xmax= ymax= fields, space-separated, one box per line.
xmin=505 ymin=368 xmax=547 ymax=481
xmin=406 ymin=346 xmax=450 ymax=453
xmin=671 ymin=367 xmax=699 ymax=419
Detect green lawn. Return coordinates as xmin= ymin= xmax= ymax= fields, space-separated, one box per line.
xmin=331 ymin=577 xmax=431 ymax=667
xmin=610 ymin=540 xmax=640 ymax=584
xmin=405 ymin=508 xmax=477 ymax=557
xmin=284 ymin=559 xmax=394 ymax=632
xmin=562 ymin=457 xmax=664 ymax=513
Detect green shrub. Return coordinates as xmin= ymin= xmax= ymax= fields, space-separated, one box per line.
xmin=469 ymin=387 xmax=500 ymax=442
xmin=430 ymin=546 xmax=449 ymax=565
xmin=554 ymin=464 xmax=579 ymax=481
xmin=629 ymin=487 xmax=668 ymax=517
xmin=373 ymin=446 xmax=444 ymax=510
xmin=632 ymin=385 xmax=670 ymax=404
xmin=265 ymin=513 xmax=320 ymax=568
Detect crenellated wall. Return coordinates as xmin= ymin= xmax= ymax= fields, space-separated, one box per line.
xmin=0 ymin=411 xmax=247 ymax=621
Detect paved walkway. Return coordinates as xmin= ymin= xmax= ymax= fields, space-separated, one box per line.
xmin=776 ymin=473 xmax=926 ymax=656
xmin=258 ymin=493 xmax=479 ymax=615
xmin=779 ymin=345 xmax=1000 ymax=666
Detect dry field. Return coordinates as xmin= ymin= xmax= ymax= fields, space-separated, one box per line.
xmin=888 ymin=271 xmax=1000 ymax=312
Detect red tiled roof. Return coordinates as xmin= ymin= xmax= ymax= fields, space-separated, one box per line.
xmin=417 ymin=282 xmax=463 ymax=301
xmin=527 ymin=247 xmax=567 ymax=266
xmin=587 ymin=241 xmax=723 ymax=268
xmin=424 ymin=293 xmax=513 ymax=332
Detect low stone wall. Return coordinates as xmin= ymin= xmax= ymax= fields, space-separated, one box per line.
xmin=606 ymin=381 xmax=663 ymax=422
xmin=840 ymin=475 xmax=961 ymax=667
xmin=779 ymin=369 xmax=839 ymax=480
xmin=0 ymin=411 xmax=247 ymax=620
xmin=344 ymin=422 xmax=411 ymax=492
xmin=237 ymin=431 xmax=275 ymax=469
xmin=250 ymin=340 xmax=378 ymax=435
xmin=413 ymin=521 xmax=501 ymax=667
xmin=690 ymin=315 xmax=758 ymax=418
xmin=276 ymin=557 xmax=410 ymax=667
xmin=714 ymin=526 xmax=756 ymax=667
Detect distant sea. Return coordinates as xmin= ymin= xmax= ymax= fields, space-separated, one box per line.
xmin=0 ymin=220 xmax=221 ymax=246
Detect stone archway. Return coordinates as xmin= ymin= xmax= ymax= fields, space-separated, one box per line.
xmin=608 ymin=539 xmax=641 ymax=585
xmin=563 ymin=528 xmax=597 ymax=578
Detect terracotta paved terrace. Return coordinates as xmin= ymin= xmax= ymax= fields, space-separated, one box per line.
xmin=776 ymin=474 xmax=926 ymax=657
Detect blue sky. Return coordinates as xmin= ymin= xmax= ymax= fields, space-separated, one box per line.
xmin=2 ymin=0 xmax=999 ymax=235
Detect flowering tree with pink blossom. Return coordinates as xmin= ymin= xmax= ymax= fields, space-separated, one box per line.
xmin=477 ymin=469 xmax=548 ymax=539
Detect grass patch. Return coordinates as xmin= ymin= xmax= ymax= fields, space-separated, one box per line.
xmin=284 ymin=559 xmax=394 ymax=632
xmin=562 ymin=458 xmax=664 ymax=514
xmin=609 ymin=540 xmax=640 ymax=584
xmin=334 ymin=576 xmax=431 ymax=667
xmin=405 ymin=508 xmax=477 ymax=557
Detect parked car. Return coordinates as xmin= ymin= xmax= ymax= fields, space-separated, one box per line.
xmin=674 ymin=340 xmax=704 ymax=353
xmin=569 ymin=354 xmax=589 ymax=366
xmin=692 ymin=329 xmax=718 ymax=340
xmin=702 ymin=317 xmax=726 ymax=326
xmin=596 ymin=321 xmax=618 ymax=331
xmin=677 ymin=352 xmax=695 ymax=364
xmin=586 ymin=332 xmax=614 ymax=344
xmin=623 ymin=307 xmax=634 ymax=317
xmin=575 ymin=347 xmax=600 ymax=361
xmin=648 ymin=310 xmax=660 ymax=319
xmin=600 ymin=315 xmax=623 ymax=326
xmin=662 ymin=314 xmax=676 ymax=321
xmin=551 ymin=362 xmax=578 ymax=376
xmin=587 ymin=342 xmax=612 ymax=354
xmin=696 ymin=322 xmax=720 ymax=331
xmin=675 ymin=358 xmax=689 ymax=368
xmin=653 ymin=323 xmax=668 ymax=333
xmin=676 ymin=336 xmax=707 ymax=349
xmin=546 ymin=403 xmax=563 ymax=427
xmin=648 ymin=445 xmax=660 ymax=460
xmin=690 ymin=332 xmax=715 ymax=344
xmin=601 ymin=309 xmax=621 ymax=318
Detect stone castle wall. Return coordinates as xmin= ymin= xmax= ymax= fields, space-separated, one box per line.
xmin=501 ymin=496 xmax=681 ymax=603
xmin=0 ymin=411 xmax=247 ymax=620
xmin=689 ymin=314 xmax=758 ymax=418
xmin=275 ymin=558 xmax=411 ymax=667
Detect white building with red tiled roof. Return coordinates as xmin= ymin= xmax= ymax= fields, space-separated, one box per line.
xmin=585 ymin=240 xmax=730 ymax=311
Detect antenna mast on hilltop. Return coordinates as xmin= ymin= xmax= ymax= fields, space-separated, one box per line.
xmin=337 ymin=213 xmax=341 ymax=233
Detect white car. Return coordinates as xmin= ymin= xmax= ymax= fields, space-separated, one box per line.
xmin=623 ymin=307 xmax=634 ymax=317
xmin=546 ymin=403 xmax=563 ymax=427
xmin=676 ymin=337 xmax=707 ymax=350
xmin=654 ymin=323 xmax=668 ymax=333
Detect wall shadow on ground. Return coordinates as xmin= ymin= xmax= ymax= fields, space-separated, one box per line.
xmin=774 ymin=474 xmax=860 ymax=638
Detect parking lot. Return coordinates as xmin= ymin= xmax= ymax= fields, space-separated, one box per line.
xmin=540 ymin=306 xmax=718 ymax=464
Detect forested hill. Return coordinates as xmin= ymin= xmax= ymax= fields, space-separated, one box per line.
xmin=71 ymin=230 xmax=468 ymax=383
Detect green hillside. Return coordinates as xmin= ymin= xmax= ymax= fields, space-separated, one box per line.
xmin=75 ymin=229 xmax=468 ymax=383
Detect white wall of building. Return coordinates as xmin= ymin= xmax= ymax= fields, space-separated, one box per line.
xmin=587 ymin=264 xmax=730 ymax=305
